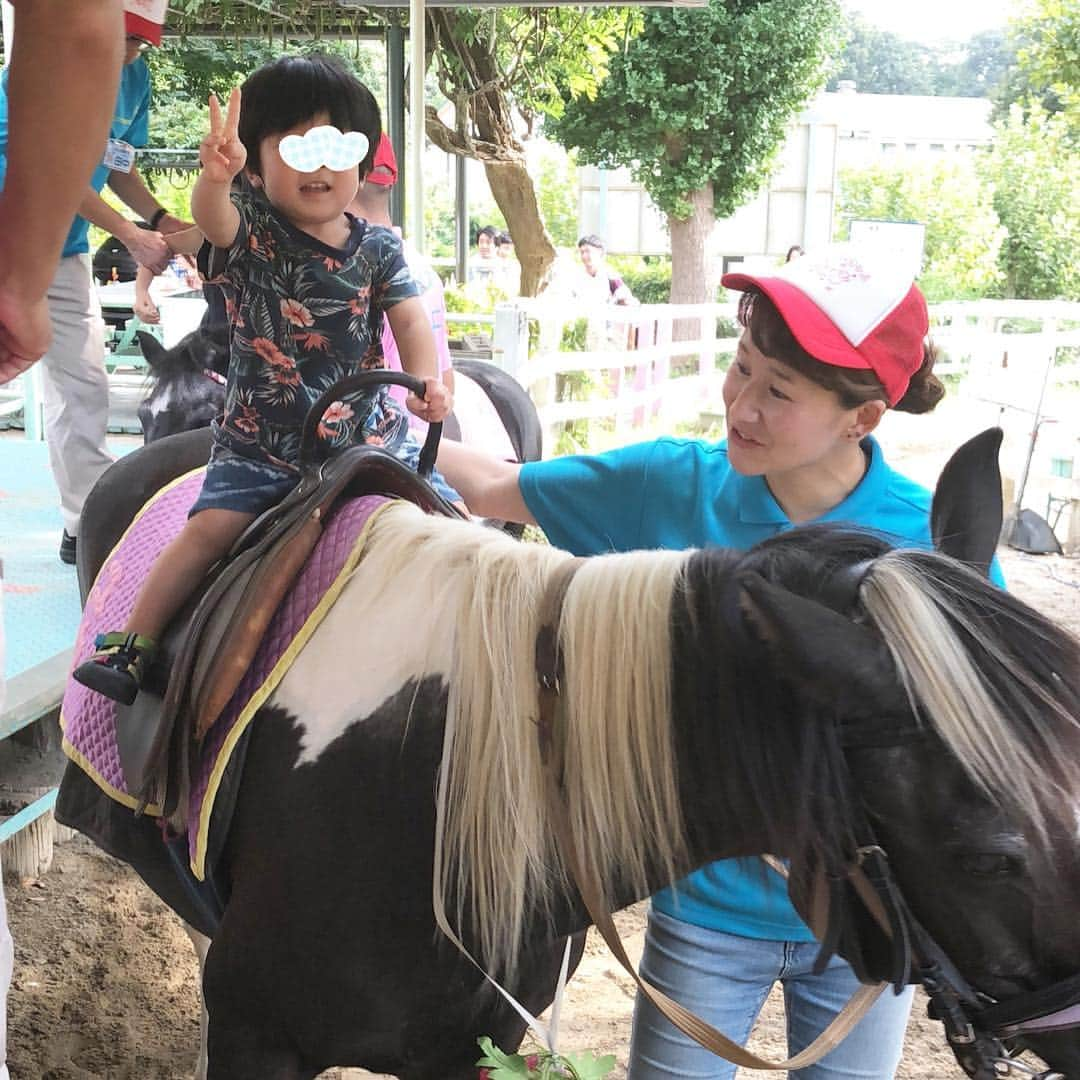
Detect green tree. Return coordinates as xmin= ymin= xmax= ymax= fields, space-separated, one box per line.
xmin=146 ymin=37 xmax=382 ymax=150
xmin=533 ymin=144 xmax=578 ymax=249
xmin=553 ymin=0 xmax=843 ymax=306
xmin=934 ymin=30 xmax=1014 ymax=98
xmin=424 ymin=7 xmax=634 ymax=295
xmin=836 ymin=161 xmax=1004 ymax=301
xmin=1014 ymin=0 xmax=1080 ymax=114
xmin=827 ymin=16 xmax=935 ymax=95
xmin=981 ymin=104 xmax=1080 ymax=299
xmin=828 ymin=18 xmax=1014 ymax=99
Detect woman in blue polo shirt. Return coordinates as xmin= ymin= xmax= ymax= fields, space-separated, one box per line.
xmin=436 ymin=244 xmax=957 ymax=1078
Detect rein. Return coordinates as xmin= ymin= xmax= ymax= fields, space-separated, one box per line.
xmin=533 ymin=563 xmax=1079 ymax=1079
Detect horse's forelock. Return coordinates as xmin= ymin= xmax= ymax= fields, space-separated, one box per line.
xmin=861 ymin=551 xmax=1080 ymax=842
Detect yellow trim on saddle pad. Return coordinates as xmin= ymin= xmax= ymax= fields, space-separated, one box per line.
xmin=59 ymin=467 xmax=206 ymax=818
xmin=190 ymin=497 xmax=397 ymax=880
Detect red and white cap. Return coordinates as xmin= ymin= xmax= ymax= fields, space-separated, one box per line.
xmin=124 ymin=0 xmax=168 ymax=47
xmin=721 ymin=244 xmax=929 ymax=405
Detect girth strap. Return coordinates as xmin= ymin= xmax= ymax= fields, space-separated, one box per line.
xmin=535 ymin=560 xmax=886 ymax=1071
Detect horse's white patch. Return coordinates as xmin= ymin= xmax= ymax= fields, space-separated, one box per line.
xmin=148 ymin=381 xmax=173 ymax=417
xmin=273 ymin=536 xmax=457 ymax=765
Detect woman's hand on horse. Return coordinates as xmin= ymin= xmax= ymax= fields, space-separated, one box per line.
xmin=408 ymin=377 xmax=453 ymax=423
xmin=201 ymin=88 xmax=247 ymax=185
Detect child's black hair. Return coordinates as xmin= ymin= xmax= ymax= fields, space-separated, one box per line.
xmin=239 ymin=54 xmax=381 ymax=178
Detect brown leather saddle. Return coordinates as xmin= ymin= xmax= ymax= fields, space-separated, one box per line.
xmin=113 ymin=371 xmax=464 ymax=819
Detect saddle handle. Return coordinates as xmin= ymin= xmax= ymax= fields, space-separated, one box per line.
xmin=299 ymin=370 xmax=442 ymax=479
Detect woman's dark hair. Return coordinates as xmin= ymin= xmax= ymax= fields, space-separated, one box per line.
xmin=578 ymin=234 xmax=605 ymax=251
xmin=239 ymin=54 xmax=380 ymax=179
xmin=737 ymin=289 xmax=944 ymax=415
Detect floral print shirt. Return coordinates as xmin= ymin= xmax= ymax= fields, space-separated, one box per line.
xmin=205 ymin=191 xmax=420 ymax=471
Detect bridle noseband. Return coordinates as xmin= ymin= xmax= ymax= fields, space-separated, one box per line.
xmin=833 ymin=781 xmax=1079 ymax=1080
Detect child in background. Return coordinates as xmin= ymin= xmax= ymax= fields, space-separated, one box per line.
xmin=74 ymin=54 xmax=456 ymax=705
xmin=132 ymin=223 xmax=203 ymax=325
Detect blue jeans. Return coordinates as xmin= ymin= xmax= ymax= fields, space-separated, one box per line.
xmin=628 ymin=909 xmax=913 ymax=1079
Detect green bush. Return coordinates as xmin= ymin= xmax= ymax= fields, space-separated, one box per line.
xmin=609 ymin=256 xmax=672 ymax=304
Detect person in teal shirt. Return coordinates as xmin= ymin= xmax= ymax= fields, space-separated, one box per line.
xmin=437 ymin=244 xmax=995 ymax=1078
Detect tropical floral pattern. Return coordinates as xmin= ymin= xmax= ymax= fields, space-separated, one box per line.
xmin=206 ymin=191 xmax=419 ymax=472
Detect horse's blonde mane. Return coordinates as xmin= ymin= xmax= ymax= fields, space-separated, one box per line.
xmin=861 ymin=551 xmax=1080 ymax=838
xmin=364 ymin=504 xmax=688 ymax=978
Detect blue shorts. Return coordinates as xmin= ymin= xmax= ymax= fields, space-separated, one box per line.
xmin=190 ymin=438 xmax=461 ymax=518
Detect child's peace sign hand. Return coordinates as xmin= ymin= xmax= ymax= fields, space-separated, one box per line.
xmin=200 ymin=88 xmax=246 ymax=184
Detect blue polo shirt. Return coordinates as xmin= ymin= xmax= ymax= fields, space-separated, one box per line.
xmin=0 ymin=57 xmax=151 ymax=257
xmin=521 ymin=435 xmax=1004 ymax=941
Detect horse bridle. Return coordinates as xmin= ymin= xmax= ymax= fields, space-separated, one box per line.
xmin=534 ymin=560 xmax=1080 ymax=1080
xmin=829 ymin=792 xmax=1080 ymax=1080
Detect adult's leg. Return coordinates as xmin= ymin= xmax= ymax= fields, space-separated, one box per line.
xmin=785 ymin=944 xmax=913 ymax=1080
xmin=628 ymin=909 xmax=779 ymax=1079
xmin=39 ymin=254 xmax=113 ymax=537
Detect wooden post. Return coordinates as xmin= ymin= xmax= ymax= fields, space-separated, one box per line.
xmin=1 ymin=788 xmax=57 ymax=881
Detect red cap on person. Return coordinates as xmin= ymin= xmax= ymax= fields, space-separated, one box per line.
xmin=124 ymin=0 xmax=169 ymax=47
xmin=721 ymin=245 xmax=929 ymax=406
xmin=365 ymin=134 xmax=399 ymax=187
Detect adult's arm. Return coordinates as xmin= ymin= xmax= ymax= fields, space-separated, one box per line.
xmin=0 ymin=0 xmax=123 ymax=381
xmin=107 ymin=165 xmax=166 ymax=226
xmin=436 ymin=439 xmax=534 ymax=525
xmin=76 ymin=186 xmax=171 ymax=272
xmin=0 ymin=0 xmax=123 ymax=298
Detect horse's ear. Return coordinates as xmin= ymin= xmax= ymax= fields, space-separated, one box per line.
xmin=737 ymin=573 xmax=907 ymax=717
xmin=930 ymin=428 xmax=1003 ymax=577
xmin=137 ymin=330 xmax=167 ymax=370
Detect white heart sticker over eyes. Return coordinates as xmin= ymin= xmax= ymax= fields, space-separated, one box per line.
xmin=278 ymin=126 xmax=370 ymax=173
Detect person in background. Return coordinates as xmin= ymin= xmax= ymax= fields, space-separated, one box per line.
xmin=0 ymin=0 xmax=193 ymax=566
xmin=0 ymin=3 xmax=127 ymax=1077
xmin=467 ymin=224 xmax=499 ymax=285
xmin=434 ymin=244 xmax=971 ymax=1080
xmin=572 ymin=233 xmax=637 ymax=350
xmin=573 ymin=233 xmax=636 ymax=307
xmin=132 ymin=223 xmax=203 ymax=325
xmin=493 ymin=229 xmax=520 ymax=295
xmin=349 ymin=132 xmax=454 ymax=436
xmin=786 ymin=244 xmax=805 ymax=263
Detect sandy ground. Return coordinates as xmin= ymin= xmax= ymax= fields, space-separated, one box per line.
xmin=3 ymin=544 xmax=1077 ymax=1079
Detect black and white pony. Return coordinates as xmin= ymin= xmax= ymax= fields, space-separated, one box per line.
xmin=57 ymin=428 xmax=1080 ymax=1079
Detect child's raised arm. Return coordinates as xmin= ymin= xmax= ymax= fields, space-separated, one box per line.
xmin=191 ymin=89 xmax=245 ymax=248
xmin=386 ymin=296 xmax=452 ymax=423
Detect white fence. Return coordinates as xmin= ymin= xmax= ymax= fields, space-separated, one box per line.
xmin=479 ymin=297 xmax=1080 ymax=454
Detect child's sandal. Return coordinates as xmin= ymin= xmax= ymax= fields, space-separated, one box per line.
xmin=72 ymin=632 xmax=158 ymax=706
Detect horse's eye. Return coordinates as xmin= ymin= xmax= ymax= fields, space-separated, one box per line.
xmin=959 ymin=853 xmax=1021 ymax=879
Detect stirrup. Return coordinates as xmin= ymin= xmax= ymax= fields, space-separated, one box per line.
xmin=72 ymin=632 xmax=158 ymax=706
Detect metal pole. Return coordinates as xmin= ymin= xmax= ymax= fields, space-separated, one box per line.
xmin=408 ymin=0 xmax=425 ymax=251
xmin=455 ymin=154 xmax=468 ymax=284
xmin=386 ymin=18 xmax=406 ymax=230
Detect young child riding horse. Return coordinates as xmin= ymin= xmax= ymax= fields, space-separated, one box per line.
xmin=74 ymin=55 xmax=456 ymax=705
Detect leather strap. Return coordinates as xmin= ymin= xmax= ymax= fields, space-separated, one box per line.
xmin=535 ymin=566 xmax=886 ymax=1071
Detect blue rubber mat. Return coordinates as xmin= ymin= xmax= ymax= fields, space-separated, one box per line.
xmin=0 ymin=439 xmax=134 ymax=679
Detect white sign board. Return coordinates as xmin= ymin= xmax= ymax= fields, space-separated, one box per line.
xmin=848 ymin=219 xmax=926 ymax=282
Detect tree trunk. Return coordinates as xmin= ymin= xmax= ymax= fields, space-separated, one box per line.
xmin=483 ymin=160 xmax=556 ymax=296
xmin=667 ymin=183 xmax=717 ymax=341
